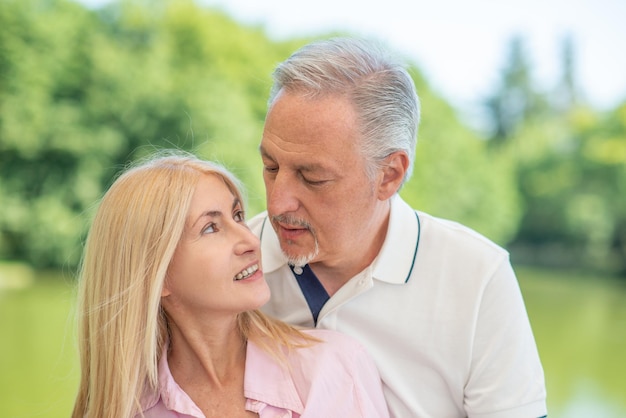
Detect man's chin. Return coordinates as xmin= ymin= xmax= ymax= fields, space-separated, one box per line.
xmin=283 ymin=252 xmax=315 ymax=267
xmin=281 ymin=244 xmax=319 ymax=267
xmin=274 ymin=225 xmax=319 ymax=266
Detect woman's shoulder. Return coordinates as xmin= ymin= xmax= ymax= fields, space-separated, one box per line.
xmin=302 ymin=328 xmax=360 ymax=343
xmin=282 ymin=328 xmax=386 ymax=414
xmin=296 ymin=329 xmax=369 ymax=359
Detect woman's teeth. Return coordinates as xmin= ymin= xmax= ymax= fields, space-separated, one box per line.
xmin=235 ymin=264 xmax=259 ymax=281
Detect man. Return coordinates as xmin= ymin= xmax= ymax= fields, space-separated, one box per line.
xmin=249 ymin=37 xmax=547 ymax=418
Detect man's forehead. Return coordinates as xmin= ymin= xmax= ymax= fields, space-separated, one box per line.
xmin=261 ymin=143 xmax=337 ymax=169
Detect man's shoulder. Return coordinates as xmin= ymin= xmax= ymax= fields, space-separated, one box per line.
xmin=416 ymin=209 xmax=508 ymax=257
xmin=391 ymin=196 xmax=508 ymax=264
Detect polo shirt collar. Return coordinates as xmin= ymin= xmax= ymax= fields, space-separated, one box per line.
xmin=244 ymin=339 xmax=305 ymax=414
xmin=372 ymin=194 xmax=420 ymax=284
xmin=259 ymin=194 xmax=420 ymax=284
xmin=143 ymin=340 xmax=305 ymax=416
xmin=258 ymin=215 xmax=289 ymax=273
xmin=153 ymin=343 xmax=204 ymax=416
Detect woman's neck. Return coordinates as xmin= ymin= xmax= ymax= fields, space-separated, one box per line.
xmin=167 ymin=316 xmax=247 ymax=389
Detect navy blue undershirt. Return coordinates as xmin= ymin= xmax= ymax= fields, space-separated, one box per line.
xmin=289 ymin=264 xmax=329 ymax=325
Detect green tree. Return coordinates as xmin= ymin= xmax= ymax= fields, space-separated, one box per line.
xmin=553 ymin=34 xmax=580 ymax=110
xmin=0 ymin=0 xmax=522 ymax=270
xmin=508 ymin=104 xmax=626 ymax=274
xmin=485 ymin=35 xmax=548 ymax=142
xmin=402 ymin=68 xmax=522 ymax=244
xmin=0 ymin=0 xmax=284 ymax=267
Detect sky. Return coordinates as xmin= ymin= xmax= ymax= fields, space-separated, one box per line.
xmin=82 ymin=0 xmax=626 ymax=121
xmin=200 ymin=0 xmax=626 ymax=117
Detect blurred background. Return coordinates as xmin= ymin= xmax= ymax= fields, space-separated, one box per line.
xmin=0 ymin=0 xmax=624 ymax=417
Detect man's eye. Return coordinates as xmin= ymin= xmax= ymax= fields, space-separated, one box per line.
xmin=302 ymin=176 xmax=328 ymax=186
xmin=263 ymin=165 xmax=278 ymax=174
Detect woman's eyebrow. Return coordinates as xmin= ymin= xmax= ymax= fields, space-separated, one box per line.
xmin=191 ymin=210 xmax=222 ymax=228
xmin=190 ymin=197 xmax=241 ymax=228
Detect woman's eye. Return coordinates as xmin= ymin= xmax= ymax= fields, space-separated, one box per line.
xmin=233 ymin=210 xmax=245 ymax=223
xmin=202 ymin=223 xmax=217 ymax=234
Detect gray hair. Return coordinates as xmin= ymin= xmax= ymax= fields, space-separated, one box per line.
xmin=268 ymin=37 xmax=420 ymax=185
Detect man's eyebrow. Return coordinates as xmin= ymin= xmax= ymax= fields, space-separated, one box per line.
xmin=259 ymin=145 xmax=274 ymax=161
xmin=297 ymin=163 xmax=329 ymax=173
xmin=259 ymin=146 xmax=329 ymax=171
xmin=259 ymin=144 xmax=338 ymax=178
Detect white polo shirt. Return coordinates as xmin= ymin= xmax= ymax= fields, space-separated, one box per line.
xmin=249 ymin=195 xmax=547 ymax=418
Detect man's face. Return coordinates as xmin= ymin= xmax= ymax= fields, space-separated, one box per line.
xmin=260 ymin=90 xmax=383 ymax=268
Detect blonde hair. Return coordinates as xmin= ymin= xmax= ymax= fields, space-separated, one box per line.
xmin=72 ymin=151 xmax=316 ymax=418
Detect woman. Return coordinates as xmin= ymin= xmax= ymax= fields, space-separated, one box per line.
xmin=72 ymin=152 xmax=389 ymax=418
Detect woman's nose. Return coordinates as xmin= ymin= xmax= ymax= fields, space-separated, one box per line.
xmin=233 ymin=222 xmax=260 ymax=255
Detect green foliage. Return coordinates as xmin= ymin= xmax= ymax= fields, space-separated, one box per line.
xmin=483 ymin=35 xmax=626 ymax=276
xmin=8 ymin=0 xmax=621 ymax=275
xmin=501 ymin=99 xmax=626 ymax=274
xmin=484 ymin=35 xmax=550 ymax=141
xmin=402 ymin=70 xmax=522 ymax=244
xmin=0 ymin=0 xmax=287 ymax=267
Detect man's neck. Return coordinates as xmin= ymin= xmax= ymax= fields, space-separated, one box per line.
xmin=310 ymin=207 xmax=390 ymax=296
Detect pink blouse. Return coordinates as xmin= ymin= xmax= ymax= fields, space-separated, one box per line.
xmin=139 ymin=329 xmax=389 ymax=418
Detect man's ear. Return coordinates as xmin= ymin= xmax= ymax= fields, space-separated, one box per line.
xmin=377 ymin=151 xmax=409 ymax=200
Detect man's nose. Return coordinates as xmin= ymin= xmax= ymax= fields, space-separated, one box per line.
xmin=266 ymin=172 xmax=300 ymax=215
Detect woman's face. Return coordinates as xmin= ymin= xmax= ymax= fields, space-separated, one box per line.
xmin=162 ymin=174 xmax=270 ymax=319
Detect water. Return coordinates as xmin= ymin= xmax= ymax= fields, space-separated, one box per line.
xmin=1 ymin=267 xmax=625 ymax=417
xmin=518 ymin=267 xmax=626 ymax=417
xmin=0 ymin=275 xmax=79 ymax=418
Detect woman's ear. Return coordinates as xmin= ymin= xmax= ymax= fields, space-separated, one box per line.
xmin=161 ymin=278 xmax=172 ymax=297
xmin=377 ymin=151 xmax=409 ymax=200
